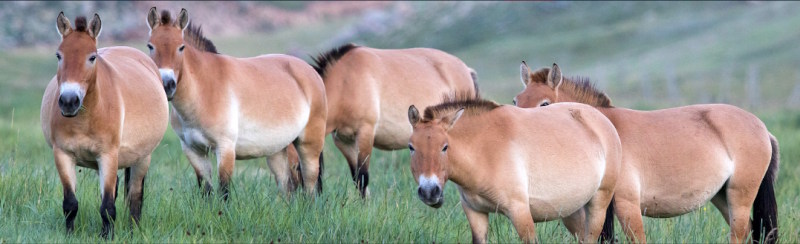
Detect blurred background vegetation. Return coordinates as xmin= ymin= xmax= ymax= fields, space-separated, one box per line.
xmin=1 ymin=1 xmax=799 ymax=242
xmin=2 ymin=1 xmax=800 ymax=111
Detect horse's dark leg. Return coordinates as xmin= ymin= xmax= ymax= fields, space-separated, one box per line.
xmin=216 ymin=145 xmax=237 ymax=201
xmin=127 ymin=157 xmax=150 ymax=226
xmin=354 ymin=126 xmax=375 ymax=198
xmin=114 ymin=173 xmax=120 ymax=201
xmin=54 ymin=149 xmax=79 ymax=234
xmin=98 ymin=153 xmax=119 ymax=239
xmin=181 ymin=143 xmax=213 ymax=196
xmin=266 ymin=146 xmax=295 ymax=195
xmin=124 ymin=168 xmax=131 ymax=198
xmin=63 ymin=190 xmax=79 ymax=233
xmin=333 ymin=132 xmax=359 ymax=193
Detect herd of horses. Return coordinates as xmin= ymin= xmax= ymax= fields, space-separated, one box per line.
xmin=38 ymin=8 xmax=778 ymax=243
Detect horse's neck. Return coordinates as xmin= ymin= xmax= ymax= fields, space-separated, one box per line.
xmin=556 ymin=90 xmax=580 ymax=104
xmin=171 ymin=48 xmax=222 ymax=121
xmin=594 ymin=107 xmax=624 ymax=124
xmin=83 ymin=62 xmax=117 ymax=117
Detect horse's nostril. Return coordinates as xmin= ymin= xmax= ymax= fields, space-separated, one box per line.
xmin=432 ymin=186 xmax=441 ymax=196
xmin=417 ymin=187 xmax=424 ymax=197
xmin=59 ymin=94 xmax=79 ymax=106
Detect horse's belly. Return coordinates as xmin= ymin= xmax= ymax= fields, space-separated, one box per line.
xmin=639 ymin=185 xmax=723 ymax=217
xmin=526 ymin=156 xmax=604 ymax=221
xmin=459 ymin=186 xmax=592 ymax=223
xmin=373 ymin=117 xmax=411 ymax=150
xmin=235 ymin=117 xmax=306 ymax=159
xmin=529 ymin=187 xmax=595 ymax=222
xmin=639 ymin=166 xmax=731 ymax=217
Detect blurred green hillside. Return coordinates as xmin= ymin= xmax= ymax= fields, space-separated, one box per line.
xmin=4 ymin=2 xmax=800 ymax=113
xmin=343 ymin=2 xmax=800 ymax=112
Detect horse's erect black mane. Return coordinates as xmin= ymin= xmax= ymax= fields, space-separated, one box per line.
xmin=311 ymin=43 xmax=360 ymax=78
xmin=159 ymin=10 xmax=218 ymax=54
xmin=423 ymin=92 xmax=499 ymax=122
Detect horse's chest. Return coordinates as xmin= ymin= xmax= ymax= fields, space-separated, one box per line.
xmin=458 ymin=188 xmax=505 ymax=213
xmin=54 ymin=134 xmax=104 ymax=169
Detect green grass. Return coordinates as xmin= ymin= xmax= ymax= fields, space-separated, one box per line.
xmin=2 ymin=53 xmax=799 ymax=244
xmin=2 ymin=2 xmax=800 ymax=243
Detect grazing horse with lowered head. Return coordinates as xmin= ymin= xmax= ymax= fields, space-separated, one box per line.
xmin=407 ymin=94 xmax=621 ymax=243
xmin=146 ymin=8 xmax=327 ymax=199
xmin=41 ymin=13 xmax=169 ymax=238
xmin=312 ymin=43 xmax=479 ymax=197
xmin=515 ymin=62 xmax=779 ymax=243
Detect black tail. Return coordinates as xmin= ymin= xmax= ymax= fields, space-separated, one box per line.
xmin=599 ymin=196 xmax=615 ymax=243
xmin=316 ymin=152 xmax=324 ymax=194
xmin=753 ymin=134 xmax=779 ymax=244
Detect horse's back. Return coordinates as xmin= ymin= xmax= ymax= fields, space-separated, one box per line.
xmin=352 ymin=47 xmax=474 ymax=91
xmin=609 ymin=104 xmax=771 ymax=216
xmin=485 ymin=104 xmax=617 ymax=220
xmin=522 ymin=103 xmax=619 ymax=177
xmin=325 ymin=46 xmax=475 ymax=149
xmin=229 ymin=53 xmax=324 ymax=105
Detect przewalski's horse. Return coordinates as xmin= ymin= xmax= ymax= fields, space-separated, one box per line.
xmin=41 ymin=13 xmax=169 ymax=238
xmin=407 ymin=95 xmax=621 ymax=243
xmin=515 ymin=62 xmax=779 ymax=243
xmin=312 ymin=43 xmax=479 ymax=197
xmin=146 ymin=8 xmax=327 ymax=199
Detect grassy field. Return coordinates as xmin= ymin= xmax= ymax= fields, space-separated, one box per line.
xmin=2 ymin=2 xmax=800 ymax=243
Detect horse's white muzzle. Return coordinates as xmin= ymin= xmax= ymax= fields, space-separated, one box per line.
xmin=418 ymin=175 xmax=444 ymax=208
xmin=159 ymin=68 xmax=176 ymax=100
xmin=58 ymin=82 xmax=84 ymax=117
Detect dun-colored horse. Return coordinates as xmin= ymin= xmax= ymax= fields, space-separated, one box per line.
xmin=407 ymin=94 xmax=621 ymax=243
xmin=312 ymin=43 xmax=479 ymax=197
xmin=41 ymin=13 xmax=169 ymax=238
xmin=146 ymin=8 xmax=327 ymax=198
xmin=515 ymin=62 xmax=779 ymax=243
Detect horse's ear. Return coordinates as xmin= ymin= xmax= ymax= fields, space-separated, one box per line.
xmin=177 ymin=8 xmax=189 ymax=30
xmin=520 ymin=61 xmax=531 ymax=87
xmin=87 ymin=13 xmax=102 ymax=40
xmin=56 ymin=12 xmax=72 ymax=39
xmin=147 ymin=7 xmax=159 ymax=31
xmin=408 ymin=105 xmax=420 ymax=126
xmin=547 ymin=63 xmax=563 ymax=89
xmin=444 ymin=108 xmax=465 ymax=130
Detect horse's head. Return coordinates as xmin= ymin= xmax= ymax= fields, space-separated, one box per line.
xmin=54 ymin=12 xmax=102 ymax=117
xmin=407 ymin=105 xmax=464 ymax=208
xmin=146 ymin=7 xmax=189 ymax=101
xmin=514 ymin=62 xmax=563 ymax=108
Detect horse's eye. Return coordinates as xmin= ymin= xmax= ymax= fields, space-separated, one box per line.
xmin=178 ymin=45 xmax=185 ymax=52
xmin=147 ymin=44 xmax=154 ymax=51
xmin=541 ymin=101 xmax=550 ymax=107
xmin=56 ymin=53 xmax=61 ymax=61
xmin=88 ymin=55 xmax=96 ymax=63
xmin=512 ymin=98 xmax=517 ymax=106
xmin=408 ymin=144 xmax=415 ymax=152
xmin=442 ymin=144 xmax=448 ymax=152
